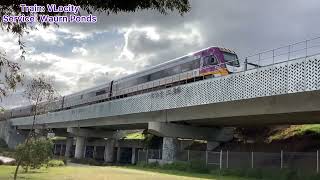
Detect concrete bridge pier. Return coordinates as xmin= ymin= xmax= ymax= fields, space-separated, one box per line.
xmin=65 ymin=137 xmax=73 ymax=158
xmin=162 ymin=137 xmax=179 ymax=162
xmin=104 ymin=138 xmax=115 ymax=163
xmin=74 ymin=136 xmax=86 ymax=159
xmin=131 ymin=148 xmax=136 ymax=164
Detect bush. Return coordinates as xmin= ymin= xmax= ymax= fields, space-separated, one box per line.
xmin=48 ymin=159 xmax=65 ymax=167
xmin=0 ymin=138 xmax=8 ymax=149
xmin=15 ymin=138 xmax=53 ymax=172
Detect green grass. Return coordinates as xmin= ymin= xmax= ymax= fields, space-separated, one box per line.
xmin=0 ymin=165 xmax=258 ymax=180
xmin=125 ymin=166 xmax=255 ymax=180
xmin=268 ymin=124 xmax=320 ymax=142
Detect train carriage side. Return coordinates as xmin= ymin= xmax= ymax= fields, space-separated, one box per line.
xmin=63 ymin=82 xmax=112 ymax=109
xmin=111 ymin=47 xmax=240 ymax=98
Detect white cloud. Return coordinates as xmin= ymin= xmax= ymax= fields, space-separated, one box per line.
xmin=72 ymin=47 xmax=89 ymax=56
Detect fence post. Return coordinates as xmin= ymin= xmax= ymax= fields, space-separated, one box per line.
xmin=281 ymin=150 xmax=283 ymax=169
xmin=220 ymin=150 xmax=223 ymax=170
xmin=187 ymin=150 xmax=190 ymax=161
xmin=205 ymin=150 xmax=208 ymax=165
xmin=317 ymin=150 xmax=319 ymax=173
xmin=226 ymin=150 xmax=229 ymax=169
xmin=146 ymin=149 xmax=149 ymax=164
xmin=251 ymin=152 xmax=254 ymax=169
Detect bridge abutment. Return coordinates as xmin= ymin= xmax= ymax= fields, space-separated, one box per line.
xmin=75 ymin=136 xmax=86 ymax=159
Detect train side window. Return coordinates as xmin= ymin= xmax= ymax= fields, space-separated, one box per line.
xmin=96 ymin=89 xmax=106 ymax=96
xmin=167 ymin=65 xmax=181 ymax=76
xmin=150 ymin=70 xmax=164 ymax=81
xmin=181 ymin=59 xmax=199 ymax=72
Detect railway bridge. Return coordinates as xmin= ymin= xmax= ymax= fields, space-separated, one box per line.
xmin=2 ymin=39 xmax=320 ymax=163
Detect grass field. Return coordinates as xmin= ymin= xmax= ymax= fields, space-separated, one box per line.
xmin=0 ymin=165 xmax=256 ymax=180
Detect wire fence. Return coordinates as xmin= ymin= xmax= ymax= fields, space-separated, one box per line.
xmin=138 ymin=149 xmax=320 ymax=173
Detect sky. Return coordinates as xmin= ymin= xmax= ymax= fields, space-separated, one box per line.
xmin=0 ymin=0 xmax=320 ymax=108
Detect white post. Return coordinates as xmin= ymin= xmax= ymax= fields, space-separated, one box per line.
xmin=220 ymin=150 xmax=223 ymax=169
xmin=226 ymin=151 xmax=229 ymax=169
xmin=317 ymin=150 xmax=319 ymax=173
xmin=281 ymin=150 xmax=283 ymax=169
xmin=251 ymin=152 xmax=254 ymax=169
xmin=205 ymin=151 xmax=208 ymax=165
xmin=187 ymin=150 xmax=190 ymax=161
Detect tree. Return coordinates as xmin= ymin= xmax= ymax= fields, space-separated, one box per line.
xmin=14 ymin=75 xmax=59 ymax=180
xmin=0 ymin=53 xmax=22 ymax=100
xmin=0 ymin=0 xmax=190 ymax=101
xmin=15 ymin=138 xmax=53 ymax=172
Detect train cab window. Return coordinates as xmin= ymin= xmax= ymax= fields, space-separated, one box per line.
xmin=223 ymin=52 xmax=240 ymax=67
xmin=203 ymin=55 xmax=218 ymax=66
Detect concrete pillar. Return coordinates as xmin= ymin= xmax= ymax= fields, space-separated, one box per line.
xmin=162 ymin=137 xmax=179 ymax=162
xmin=74 ymin=136 xmax=86 ymax=159
xmin=116 ymin=147 xmax=121 ymax=163
xmin=104 ymin=138 xmax=115 ymax=163
xmin=131 ymin=148 xmax=136 ymax=164
xmin=65 ymin=137 xmax=73 ymax=158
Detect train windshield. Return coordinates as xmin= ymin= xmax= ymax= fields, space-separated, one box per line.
xmin=223 ymin=52 xmax=240 ymax=67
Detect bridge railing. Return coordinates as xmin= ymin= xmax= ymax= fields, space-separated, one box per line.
xmin=236 ymin=36 xmax=320 ymax=72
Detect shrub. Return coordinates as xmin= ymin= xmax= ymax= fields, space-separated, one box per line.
xmin=189 ymin=160 xmax=209 ymax=173
xmin=48 ymin=159 xmax=65 ymax=167
xmin=15 ymin=138 xmax=53 ymax=172
xmin=0 ymin=138 xmax=8 ymax=149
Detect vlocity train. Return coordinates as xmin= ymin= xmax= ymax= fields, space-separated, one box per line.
xmin=1 ymin=47 xmax=241 ymax=120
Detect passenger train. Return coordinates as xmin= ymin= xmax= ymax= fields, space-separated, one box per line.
xmin=0 ymin=47 xmax=241 ymax=120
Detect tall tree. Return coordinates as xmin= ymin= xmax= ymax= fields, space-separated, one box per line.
xmin=13 ymin=75 xmax=59 ymax=180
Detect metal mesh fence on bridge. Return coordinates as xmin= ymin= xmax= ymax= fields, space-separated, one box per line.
xmin=137 ymin=149 xmax=320 ymax=173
